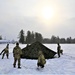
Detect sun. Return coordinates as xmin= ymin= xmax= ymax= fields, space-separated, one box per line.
xmin=36 ymin=4 xmax=56 ymax=25
xmin=42 ymin=6 xmax=54 ymax=20
xmin=36 ymin=1 xmax=60 ymax=29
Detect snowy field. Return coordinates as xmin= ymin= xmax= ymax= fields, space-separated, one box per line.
xmin=0 ymin=44 xmax=75 ymax=75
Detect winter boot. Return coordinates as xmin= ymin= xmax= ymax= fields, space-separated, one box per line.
xmin=41 ymin=65 xmax=44 ymax=68
xmin=18 ymin=66 xmax=21 ymax=69
xmin=13 ymin=64 xmax=16 ymax=68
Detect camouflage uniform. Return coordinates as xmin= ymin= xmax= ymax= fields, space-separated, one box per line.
xmin=57 ymin=43 xmax=61 ymax=58
xmin=37 ymin=51 xmax=46 ymax=68
xmin=13 ymin=43 xmax=22 ymax=68
xmin=0 ymin=44 xmax=9 ymax=59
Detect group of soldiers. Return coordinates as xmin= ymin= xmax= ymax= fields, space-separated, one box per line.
xmin=0 ymin=43 xmax=22 ymax=69
xmin=0 ymin=42 xmax=63 ymax=69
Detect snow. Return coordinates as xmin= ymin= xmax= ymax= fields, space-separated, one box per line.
xmin=0 ymin=44 xmax=75 ymax=75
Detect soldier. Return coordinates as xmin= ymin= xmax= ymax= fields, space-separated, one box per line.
xmin=13 ymin=42 xmax=22 ymax=69
xmin=37 ymin=50 xmax=46 ymax=68
xmin=57 ymin=43 xmax=61 ymax=58
xmin=0 ymin=44 xmax=9 ymax=59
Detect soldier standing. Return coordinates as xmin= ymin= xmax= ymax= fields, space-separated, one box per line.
xmin=57 ymin=43 xmax=61 ymax=58
xmin=13 ymin=42 xmax=22 ymax=69
xmin=37 ymin=50 xmax=46 ymax=68
xmin=0 ymin=44 xmax=9 ymax=59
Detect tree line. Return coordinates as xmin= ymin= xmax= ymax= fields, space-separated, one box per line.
xmin=18 ymin=29 xmax=75 ymax=44
xmin=18 ymin=30 xmax=43 ymax=44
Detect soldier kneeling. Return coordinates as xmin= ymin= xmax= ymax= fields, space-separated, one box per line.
xmin=37 ymin=51 xmax=46 ymax=68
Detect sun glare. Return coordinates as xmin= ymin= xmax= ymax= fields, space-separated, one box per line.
xmin=42 ymin=6 xmax=54 ymax=20
xmin=36 ymin=1 xmax=60 ymax=30
xmin=37 ymin=6 xmax=55 ymax=25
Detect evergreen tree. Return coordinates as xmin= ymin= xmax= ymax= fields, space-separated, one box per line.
xmin=56 ymin=36 xmax=60 ymax=43
xmin=60 ymin=38 xmax=66 ymax=43
xmin=26 ymin=31 xmax=32 ymax=44
xmin=31 ymin=31 xmax=35 ymax=43
xmin=72 ymin=38 xmax=75 ymax=43
xmin=19 ymin=29 xmax=25 ymax=44
xmin=0 ymin=35 xmax=2 ymax=40
xmin=50 ymin=35 xmax=57 ymax=43
xmin=35 ymin=32 xmax=43 ymax=43
xmin=66 ymin=37 xmax=72 ymax=43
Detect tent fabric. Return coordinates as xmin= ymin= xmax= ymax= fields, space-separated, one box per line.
xmin=21 ymin=41 xmax=57 ymax=59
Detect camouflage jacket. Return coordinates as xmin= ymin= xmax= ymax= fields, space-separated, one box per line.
xmin=38 ymin=54 xmax=46 ymax=65
xmin=0 ymin=47 xmax=9 ymax=54
xmin=13 ymin=46 xmax=22 ymax=59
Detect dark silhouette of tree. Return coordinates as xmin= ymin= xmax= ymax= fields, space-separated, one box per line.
xmin=31 ymin=31 xmax=35 ymax=43
xmin=43 ymin=38 xmax=50 ymax=43
xmin=26 ymin=31 xmax=32 ymax=44
xmin=35 ymin=32 xmax=43 ymax=43
xmin=66 ymin=37 xmax=72 ymax=43
xmin=72 ymin=38 xmax=75 ymax=43
xmin=19 ymin=29 xmax=25 ymax=44
xmin=50 ymin=35 xmax=57 ymax=43
xmin=18 ymin=30 xmax=75 ymax=44
xmin=60 ymin=38 xmax=66 ymax=43
xmin=0 ymin=35 xmax=2 ymax=40
xmin=56 ymin=36 xmax=60 ymax=43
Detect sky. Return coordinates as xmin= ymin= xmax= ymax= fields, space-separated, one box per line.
xmin=0 ymin=0 xmax=75 ymax=40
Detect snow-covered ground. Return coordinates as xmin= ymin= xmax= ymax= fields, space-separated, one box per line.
xmin=0 ymin=44 xmax=75 ymax=75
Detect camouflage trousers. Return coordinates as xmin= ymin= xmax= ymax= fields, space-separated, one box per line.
xmin=2 ymin=52 xmax=9 ymax=59
xmin=13 ymin=58 xmax=21 ymax=68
